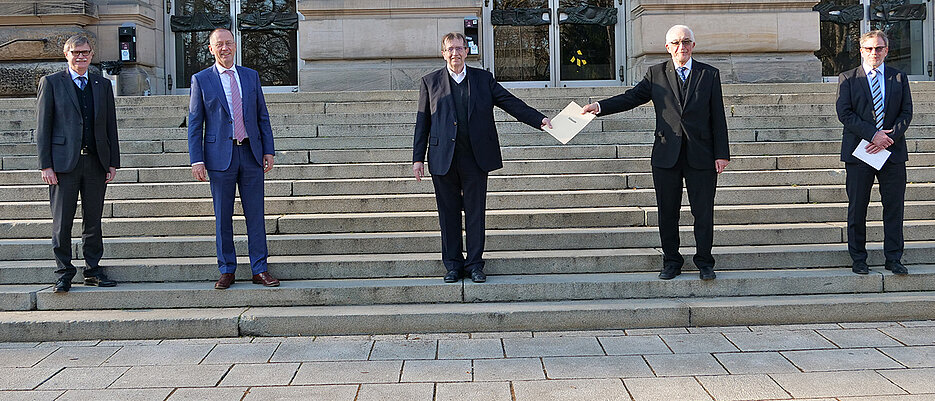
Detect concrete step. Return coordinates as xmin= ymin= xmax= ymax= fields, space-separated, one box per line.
xmin=4 ymin=201 xmax=935 ymax=239
xmin=1 ymin=266 xmax=926 ymax=311
xmin=2 ymin=183 xmax=934 ymax=219
xmin=2 ymin=220 xmax=935 ymax=260
xmin=1 ymin=240 xmax=932 ymax=284
xmin=2 ymin=283 xmax=935 ymax=341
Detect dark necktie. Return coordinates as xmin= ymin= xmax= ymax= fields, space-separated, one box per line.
xmin=77 ymin=76 xmax=87 ymax=90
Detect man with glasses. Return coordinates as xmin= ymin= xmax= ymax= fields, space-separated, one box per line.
xmin=36 ymin=35 xmax=120 ymax=293
xmin=413 ymin=32 xmax=552 ymax=283
xmin=836 ymin=30 xmax=912 ymax=276
xmin=583 ymin=25 xmax=730 ymax=281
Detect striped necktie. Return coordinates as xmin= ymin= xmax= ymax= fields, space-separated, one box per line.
xmin=223 ymin=70 xmax=247 ymax=143
xmin=77 ymin=76 xmax=87 ymax=90
xmin=870 ymin=69 xmax=884 ymax=130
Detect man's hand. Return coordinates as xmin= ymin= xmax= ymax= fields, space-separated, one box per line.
xmin=715 ymin=159 xmax=730 ymax=174
xmin=413 ymin=162 xmax=424 ymax=181
xmin=105 ymin=167 xmax=117 ymax=183
xmin=541 ymin=117 xmax=553 ymax=129
xmin=40 ymin=168 xmax=58 ymax=185
xmin=263 ymin=154 xmax=275 ymax=173
xmin=866 ymin=130 xmax=894 ymax=154
xmin=581 ymin=102 xmax=600 ymax=115
xmin=191 ymin=163 xmax=208 ymax=182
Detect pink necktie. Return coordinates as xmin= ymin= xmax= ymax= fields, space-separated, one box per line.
xmin=223 ymin=70 xmax=247 ymax=142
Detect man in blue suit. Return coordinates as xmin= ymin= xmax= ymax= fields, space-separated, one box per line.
xmin=188 ymin=28 xmax=279 ymax=289
xmin=413 ymin=32 xmax=551 ymax=283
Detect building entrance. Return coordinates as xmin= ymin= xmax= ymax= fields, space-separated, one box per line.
xmin=483 ymin=0 xmax=624 ymax=87
xmin=816 ymin=0 xmax=933 ymax=80
xmin=164 ymin=0 xmax=299 ymax=93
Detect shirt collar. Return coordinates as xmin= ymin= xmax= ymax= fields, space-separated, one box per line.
xmin=215 ymin=63 xmax=237 ymax=76
xmin=68 ymin=68 xmax=88 ymax=81
xmin=447 ymin=65 xmax=467 ymax=81
xmin=863 ymin=62 xmax=885 ymax=77
xmin=674 ymin=58 xmax=693 ymax=72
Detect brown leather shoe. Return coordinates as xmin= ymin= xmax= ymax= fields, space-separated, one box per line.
xmin=252 ymin=272 xmax=280 ymax=287
xmin=215 ymin=273 xmax=235 ymax=289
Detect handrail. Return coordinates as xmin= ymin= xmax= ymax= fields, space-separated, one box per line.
xmin=0 ymin=38 xmax=48 ymax=49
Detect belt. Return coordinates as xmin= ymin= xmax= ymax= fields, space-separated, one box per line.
xmin=234 ymin=137 xmax=249 ymax=146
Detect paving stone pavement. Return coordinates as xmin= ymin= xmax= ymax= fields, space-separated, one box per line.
xmin=0 ymin=320 xmax=933 ymax=400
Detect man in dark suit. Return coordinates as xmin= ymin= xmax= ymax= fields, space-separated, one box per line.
xmin=413 ymin=32 xmax=551 ymax=283
xmin=188 ymin=28 xmax=279 ymax=289
xmin=835 ymin=30 xmax=912 ymax=276
xmin=36 ymin=35 xmax=120 ymax=293
xmin=583 ymin=25 xmax=730 ymax=281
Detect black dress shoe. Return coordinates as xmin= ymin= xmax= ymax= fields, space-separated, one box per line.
xmin=699 ymin=267 xmax=716 ymax=281
xmin=852 ymin=260 xmax=870 ymax=275
xmin=84 ymin=274 xmax=117 ymax=287
xmin=885 ymin=260 xmax=909 ymax=276
xmin=53 ymin=279 xmax=71 ymax=293
xmin=443 ymin=270 xmax=461 ymax=283
xmin=658 ymin=266 xmax=681 ymax=280
xmin=470 ymin=270 xmax=487 ymax=283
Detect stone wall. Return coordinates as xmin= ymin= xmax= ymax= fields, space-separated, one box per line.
xmin=626 ymin=0 xmax=822 ymax=83
xmin=297 ymin=0 xmax=483 ymax=91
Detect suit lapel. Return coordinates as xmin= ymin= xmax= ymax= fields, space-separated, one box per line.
xmin=61 ymin=70 xmax=81 ymax=113
xmin=664 ymin=61 xmax=683 ymax=113
xmin=439 ymin=69 xmax=455 ymax=120
xmin=683 ymin=64 xmax=702 ymax=107
xmin=854 ymin=67 xmax=874 ymax=118
xmin=90 ymin=74 xmax=105 ymax=120
xmin=466 ymin=67 xmax=476 ymax=121
xmin=883 ymin=67 xmax=896 ymax=119
xmin=207 ymin=68 xmax=232 ymax=119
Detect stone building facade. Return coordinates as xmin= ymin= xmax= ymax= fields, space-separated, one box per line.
xmin=1 ymin=0 xmax=932 ymax=97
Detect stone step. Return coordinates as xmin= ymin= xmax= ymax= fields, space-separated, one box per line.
xmin=1 ymin=240 xmax=931 ymax=284
xmin=3 ymin=201 xmax=935 ymax=239
xmin=2 ymin=220 xmax=935 ymax=260
xmin=5 ymin=289 xmax=932 ymax=341
xmin=1 ymin=266 xmax=926 ymax=312
xmin=2 ymin=183 xmax=933 ymax=219
xmin=3 ymin=166 xmax=934 ymax=201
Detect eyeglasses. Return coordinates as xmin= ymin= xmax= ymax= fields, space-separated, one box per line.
xmin=69 ymin=50 xmax=92 ymax=57
xmin=444 ymin=46 xmax=467 ymax=53
xmin=213 ymin=41 xmax=236 ymax=48
xmin=861 ymin=46 xmax=886 ymax=53
xmin=669 ymin=40 xmax=693 ymax=47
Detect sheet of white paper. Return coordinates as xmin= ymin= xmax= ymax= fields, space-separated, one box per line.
xmin=543 ymin=101 xmax=596 ymax=144
xmin=852 ymin=139 xmax=891 ymax=170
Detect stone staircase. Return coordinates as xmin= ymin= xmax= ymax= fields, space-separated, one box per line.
xmin=1 ymin=83 xmax=935 ymax=341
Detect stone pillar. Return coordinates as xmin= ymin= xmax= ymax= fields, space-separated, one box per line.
xmin=626 ymin=0 xmax=822 ymax=84
xmin=297 ymin=0 xmax=482 ymax=91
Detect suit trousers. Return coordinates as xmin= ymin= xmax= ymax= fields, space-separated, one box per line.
xmin=207 ymin=140 xmax=269 ymax=275
xmin=431 ymin=150 xmax=488 ymax=273
xmin=50 ymin=154 xmax=107 ymax=280
xmin=651 ymin=151 xmax=718 ymax=269
xmin=846 ymin=161 xmax=906 ymax=263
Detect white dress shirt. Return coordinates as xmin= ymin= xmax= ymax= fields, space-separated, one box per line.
xmin=447 ymin=66 xmax=467 ymax=84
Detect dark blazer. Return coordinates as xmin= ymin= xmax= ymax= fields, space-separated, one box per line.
xmin=413 ymin=66 xmax=545 ymax=175
xmin=36 ymin=70 xmax=119 ymax=172
xmin=836 ymin=65 xmax=912 ymax=163
xmin=188 ymin=65 xmax=275 ymax=171
xmin=598 ymin=60 xmax=729 ymax=169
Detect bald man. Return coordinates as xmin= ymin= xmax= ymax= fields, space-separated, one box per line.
xmin=583 ymin=25 xmax=730 ymax=281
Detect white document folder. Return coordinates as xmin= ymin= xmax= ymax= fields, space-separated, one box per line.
xmin=852 ymin=139 xmax=891 ymax=170
xmin=543 ymin=101 xmax=596 ymax=144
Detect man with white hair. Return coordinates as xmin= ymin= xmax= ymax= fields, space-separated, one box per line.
xmin=583 ymin=25 xmax=730 ymax=280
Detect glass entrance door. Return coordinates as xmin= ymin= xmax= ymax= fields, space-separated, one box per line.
xmin=165 ymin=0 xmax=299 ymax=93
xmin=815 ymin=0 xmax=933 ymax=80
xmin=485 ymin=0 xmax=622 ymax=87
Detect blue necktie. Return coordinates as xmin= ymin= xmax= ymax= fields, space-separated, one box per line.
xmin=678 ymin=67 xmax=688 ymax=82
xmin=870 ymin=69 xmax=884 ymax=130
xmin=77 ymin=76 xmax=87 ymax=90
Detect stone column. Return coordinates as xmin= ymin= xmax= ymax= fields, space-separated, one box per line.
xmin=626 ymin=0 xmax=821 ymax=84
xmin=297 ymin=0 xmax=483 ymax=91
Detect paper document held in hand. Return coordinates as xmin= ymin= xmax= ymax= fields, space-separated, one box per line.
xmin=852 ymin=139 xmax=891 ymax=170
xmin=544 ymin=101 xmax=596 ymax=144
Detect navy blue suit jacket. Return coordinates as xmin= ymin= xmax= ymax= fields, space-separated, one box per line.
xmin=188 ymin=65 xmax=275 ymax=171
xmin=836 ymin=65 xmax=912 ymax=164
xmin=413 ymin=66 xmax=545 ymax=175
